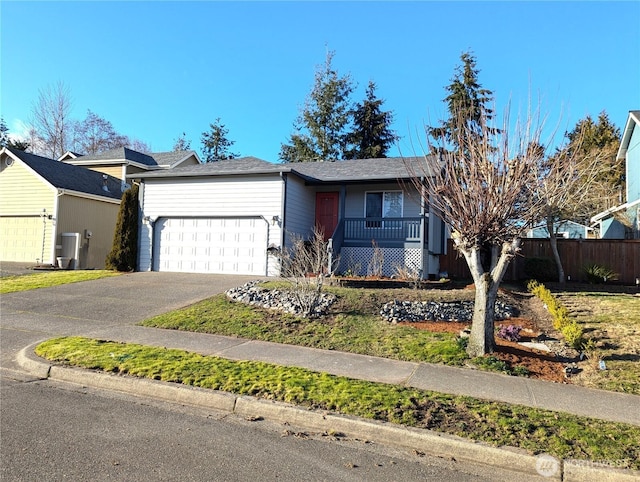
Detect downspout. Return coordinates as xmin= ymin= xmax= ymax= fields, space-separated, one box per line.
xmin=137 ymin=181 xmax=144 ymax=271
xmin=419 ymin=177 xmax=426 ymax=279
xmin=147 ymin=217 xmax=156 ymax=271
xmin=51 ymin=190 xmax=64 ymax=265
xmin=259 ymin=215 xmax=271 ymax=277
xmin=279 ymin=172 xmax=288 ymax=277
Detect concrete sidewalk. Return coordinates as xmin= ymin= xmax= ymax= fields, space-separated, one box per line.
xmin=5 ymin=272 xmax=639 ymax=480
xmin=52 ymin=323 xmax=640 ymax=426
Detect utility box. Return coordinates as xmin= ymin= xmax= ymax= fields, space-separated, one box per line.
xmin=60 ymin=233 xmax=81 ymax=269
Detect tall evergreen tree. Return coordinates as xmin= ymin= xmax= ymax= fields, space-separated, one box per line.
xmin=428 ymin=52 xmax=497 ymax=152
xmin=280 ymin=50 xmax=354 ymax=162
xmin=0 ymin=117 xmax=8 ymax=147
xmin=346 ymin=81 xmax=398 ymax=159
xmin=201 ymin=118 xmax=238 ymax=162
xmin=564 ymin=111 xmax=622 ymax=210
xmin=0 ymin=117 xmax=30 ymax=151
xmin=106 ymin=184 xmax=139 ymax=272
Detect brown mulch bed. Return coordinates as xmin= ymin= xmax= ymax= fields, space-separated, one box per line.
xmin=398 ymin=312 xmax=568 ymax=383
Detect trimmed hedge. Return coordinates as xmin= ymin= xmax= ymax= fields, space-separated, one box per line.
xmin=527 ymin=280 xmax=583 ymax=349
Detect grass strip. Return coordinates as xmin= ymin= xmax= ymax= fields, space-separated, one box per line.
xmin=139 ymin=293 xmax=468 ymax=365
xmin=36 ymin=336 xmax=640 ymax=469
xmin=0 ymin=270 xmax=121 ymax=294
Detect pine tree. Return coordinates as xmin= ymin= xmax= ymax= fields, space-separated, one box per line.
xmin=106 ymin=184 xmax=139 ymax=272
xmin=0 ymin=117 xmax=8 ymax=147
xmin=280 ymin=50 xmax=354 ymax=162
xmin=561 ymin=111 xmax=622 ymax=214
xmin=346 ymin=81 xmax=398 ymax=159
xmin=201 ymin=119 xmax=238 ymax=162
xmin=428 ymin=51 xmax=497 ymax=152
xmin=0 ymin=117 xmax=30 ymax=151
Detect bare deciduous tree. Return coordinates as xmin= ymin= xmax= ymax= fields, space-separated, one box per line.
xmin=30 ymin=81 xmax=73 ymax=159
xmin=530 ymin=140 xmax=606 ymax=283
xmin=71 ymin=110 xmax=129 ymax=154
xmin=279 ymin=227 xmax=331 ymax=318
xmin=410 ymin=106 xmax=565 ymax=356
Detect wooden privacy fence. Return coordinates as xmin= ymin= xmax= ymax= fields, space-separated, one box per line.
xmin=439 ymin=239 xmax=640 ymax=285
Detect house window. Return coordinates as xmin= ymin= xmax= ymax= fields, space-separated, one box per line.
xmin=365 ymin=191 xmax=403 ymax=227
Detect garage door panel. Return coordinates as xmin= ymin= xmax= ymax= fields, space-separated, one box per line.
xmin=155 ymin=217 xmax=267 ymax=275
xmin=0 ymin=216 xmax=47 ymax=262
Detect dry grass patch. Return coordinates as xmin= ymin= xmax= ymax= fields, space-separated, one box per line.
xmin=555 ymin=289 xmax=640 ymax=394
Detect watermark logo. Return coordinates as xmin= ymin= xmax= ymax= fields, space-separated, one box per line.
xmin=536 ymin=454 xmax=560 ymax=477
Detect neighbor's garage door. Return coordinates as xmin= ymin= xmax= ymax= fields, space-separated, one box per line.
xmin=154 ymin=217 xmax=268 ymax=275
xmin=0 ymin=216 xmax=44 ymax=262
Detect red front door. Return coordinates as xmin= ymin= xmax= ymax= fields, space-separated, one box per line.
xmin=315 ymin=192 xmax=339 ymax=241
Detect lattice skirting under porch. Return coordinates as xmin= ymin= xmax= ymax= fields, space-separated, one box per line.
xmin=337 ymin=247 xmax=422 ymax=278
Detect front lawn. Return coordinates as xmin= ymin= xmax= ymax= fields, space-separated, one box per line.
xmin=0 ymin=270 xmax=121 ymax=294
xmin=140 ymin=281 xmax=640 ymax=390
xmin=140 ymin=285 xmax=470 ymax=365
xmin=35 ymin=336 xmax=640 ymax=470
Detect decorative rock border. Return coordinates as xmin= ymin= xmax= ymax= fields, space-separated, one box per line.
xmin=227 ymin=281 xmax=518 ymax=324
xmin=226 ymin=281 xmax=337 ymax=318
xmin=380 ymin=299 xmax=518 ymax=324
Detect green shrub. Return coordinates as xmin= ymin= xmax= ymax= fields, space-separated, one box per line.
xmin=582 ymin=263 xmax=618 ymax=284
xmin=527 ymin=280 xmax=583 ymax=348
xmin=523 ymin=257 xmax=558 ymax=282
xmin=561 ymin=322 xmax=584 ymax=350
xmin=106 ymin=184 xmax=139 ymax=271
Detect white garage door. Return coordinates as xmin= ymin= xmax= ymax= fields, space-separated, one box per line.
xmin=0 ymin=216 xmax=47 ymax=262
xmin=154 ymin=217 xmax=268 ymax=275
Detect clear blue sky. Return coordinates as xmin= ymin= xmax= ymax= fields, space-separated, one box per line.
xmin=2 ymin=1 xmax=639 ymax=162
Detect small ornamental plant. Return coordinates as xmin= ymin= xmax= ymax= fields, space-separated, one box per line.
xmin=497 ymin=324 xmax=522 ymax=342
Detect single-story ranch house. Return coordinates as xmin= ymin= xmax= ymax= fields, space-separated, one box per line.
xmin=131 ymin=156 xmax=447 ymax=278
xmin=0 ymin=147 xmax=123 ymax=268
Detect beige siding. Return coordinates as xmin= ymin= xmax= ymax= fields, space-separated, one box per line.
xmin=57 ymin=194 xmax=120 ymax=269
xmin=0 ymin=158 xmax=56 ymax=263
xmin=0 ymin=159 xmax=56 ymax=215
xmin=86 ymin=165 xmax=124 ymax=179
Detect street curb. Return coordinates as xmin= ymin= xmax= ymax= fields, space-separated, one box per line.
xmin=16 ymin=343 xmax=639 ymax=481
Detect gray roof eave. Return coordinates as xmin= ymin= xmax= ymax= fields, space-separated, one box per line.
xmin=128 ymin=167 xmax=292 ymax=180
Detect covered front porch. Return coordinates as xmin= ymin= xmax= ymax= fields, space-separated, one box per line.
xmin=328 ymin=216 xmax=437 ymax=278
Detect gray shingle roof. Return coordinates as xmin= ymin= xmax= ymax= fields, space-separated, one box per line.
xmin=130 ymin=156 xmax=437 ymax=182
xmin=130 ymin=157 xmax=285 ymax=179
xmin=149 ymin=150 xmax=198 ymax=167
xmin=5 ymin=148 xmax=123 ymax=200
xmin=74 ymin=147 xmax=158 ymax=166
xmin=290 ymin=157 xmax=435 ymax=183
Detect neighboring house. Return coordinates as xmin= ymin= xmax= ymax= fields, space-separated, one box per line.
xmin=59 ymin=147 xmax=201 ymax=191
xmin=0 ymin=147 xmax=123 ymax=268
xmin=131 ymin=156 xmax=446 ymax=278
xmin=526 ymin=220 xmax=594 ymax=239
xmin=591 ymin=110 xmax=640 ymax=239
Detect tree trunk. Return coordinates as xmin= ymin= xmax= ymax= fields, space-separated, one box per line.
xmin=467 ymin=273 xmax=498 ymax=356
xmin=546 ymin=216 xmax=565 ymax=284
xmin=458 ymin=238 xmax=521 ymax=357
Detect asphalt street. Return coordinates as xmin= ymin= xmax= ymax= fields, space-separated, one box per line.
xmin=3 ymin=375 xmax=511 ymax=481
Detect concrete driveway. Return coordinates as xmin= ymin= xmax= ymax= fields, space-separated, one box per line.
xmin=0 ymin=272 xmax=261 ymax=374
